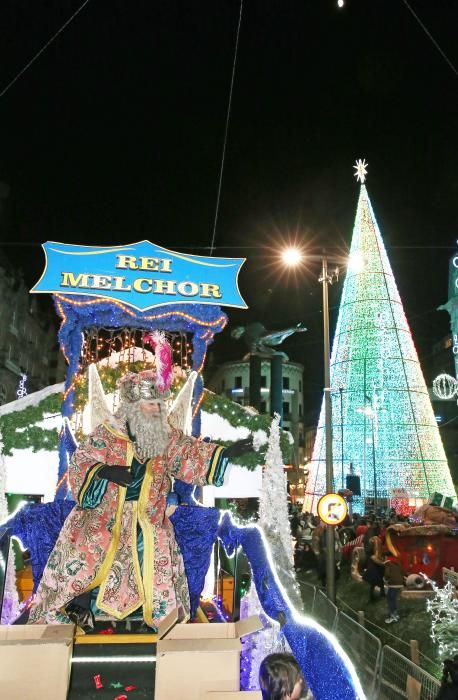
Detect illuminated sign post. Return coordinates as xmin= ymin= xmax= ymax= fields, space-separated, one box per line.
xmin=31 ymin=241 xmax=247 ymax=311
xmin=317 ymin=493 xmax=348 ymax=526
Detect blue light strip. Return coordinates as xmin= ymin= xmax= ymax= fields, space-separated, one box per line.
xmin=217 ymin=512 xmax=365 ymax=700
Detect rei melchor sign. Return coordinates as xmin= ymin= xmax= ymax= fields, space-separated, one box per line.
xmin=31 ymin=241 xmax=247 ymax=311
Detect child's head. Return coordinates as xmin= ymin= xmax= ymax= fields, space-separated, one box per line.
xmin=259 ymin=653 xmax=305 ymax=700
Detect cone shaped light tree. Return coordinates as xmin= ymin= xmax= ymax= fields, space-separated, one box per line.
xmin=305 ymin=165 xmax=456 ymax=513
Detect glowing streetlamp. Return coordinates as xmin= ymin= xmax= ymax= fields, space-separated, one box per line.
xmin=281 ymin=247 xmax=304 ymax=267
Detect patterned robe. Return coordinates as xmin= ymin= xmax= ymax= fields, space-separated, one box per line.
xmin=29 ymin=421 xmax=228 ymax=626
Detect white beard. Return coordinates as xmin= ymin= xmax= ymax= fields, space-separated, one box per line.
xmin=117 ymin=401 xmax=170 ymax=461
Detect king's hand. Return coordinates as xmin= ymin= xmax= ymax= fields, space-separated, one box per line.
xmin=97 ymin=465 xmax=133 ymax=487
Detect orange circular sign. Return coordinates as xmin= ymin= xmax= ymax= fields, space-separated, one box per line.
xmin=317 ymin=493 xmax=348 ymax=526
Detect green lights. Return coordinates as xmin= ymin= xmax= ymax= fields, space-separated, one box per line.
xmin=306 ymin=185 xmax=456 ymax=512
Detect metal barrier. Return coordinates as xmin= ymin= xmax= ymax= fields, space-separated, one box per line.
xmin=298 ymin=581 xmax=442 ymax=699
xmin=313 ymin=588 xmax=338 ymax=631
xmin=335 ymin=611 xmax=382 ymax=699
xmin=376 ymin=646 xmax=441 ymax=700
xmin=299 ymin=580 xmax=316 ymax=615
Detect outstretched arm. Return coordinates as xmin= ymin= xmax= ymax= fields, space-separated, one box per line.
xmin=166 ymin=430 xmax=252 ymax=487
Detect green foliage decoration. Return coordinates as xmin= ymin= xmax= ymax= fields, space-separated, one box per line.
xmin=0 ymin=393 xmax=62 ymax=455
xmin=202 ymin=390 xmax=292 ymax=470
xmin=0 ymin=374 xmax=293 ymax=470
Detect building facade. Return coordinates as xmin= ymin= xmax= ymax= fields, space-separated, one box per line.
xmin=207 ymin=358 xmax=307 ymax=503
xmin=0 ymin=264 xmax=65 ymax=405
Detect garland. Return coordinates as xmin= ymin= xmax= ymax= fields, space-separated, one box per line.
xmin=202 ymin=390 xmax=292 ymax=470
xmin=0 ymin=394 xmax=62 ymax=456
xmin=0 ymin=382 xmax=292 ymax=470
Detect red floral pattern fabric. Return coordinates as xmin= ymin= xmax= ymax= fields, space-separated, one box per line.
xmin=29 ymin=423 xmax=220 ymax=626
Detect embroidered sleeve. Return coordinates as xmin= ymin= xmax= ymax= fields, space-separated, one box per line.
xmin=78 ymin=463 xmax=108 ymax=508
xmin=166 ymin=430 xmax=230 ymax=487
xmin=69 ymin=424 xmax=109 ymax=504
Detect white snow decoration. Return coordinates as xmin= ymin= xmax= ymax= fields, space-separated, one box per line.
xmin=0 ymin=401 xmax=61 ymax=502
xmin=202 ymin=464 xmax=263 ymax=505
xmin=426 ymin=578 xmax=458 ymax=660
xmin=28 ymin=414 xmax=63 ymax=431
xmin=200 ymin=411 xmax=250 ymax=442
xmin=201 ymin=547 xmax=216 ymax=599
xmin=252 ymin=429 xmax=267 ymax=452
xmin=4 ymin=448 xmax=59 ymax=503
xmin=259 ymin=414 xmax=302 ymax=608
xmin=0 ymin=383 xmax=63 ymax=417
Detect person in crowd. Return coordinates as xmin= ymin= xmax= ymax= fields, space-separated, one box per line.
xmin=297 ymin=514 xmax=315 ymax=542
xmin=435 ymin=655 xmax=458 ymax=700
xmin=355 ymin=518 xmax=368 ymax=537
xmin=379 ymin=520 xmax=390 ymax=543
xmin=362 ymin=535 xmax=385 ymax=602
xmin=295 ymin=514 xmax=316 ymax=572
xmin=259 ymin=653 xmax=312 ymax=700
xmin=363 ymin=521 xmax=380 ymax=555
xmin=290 ymin=506 xmax=300 ymax=538
xmin=384 ymin=555 xmax=405 ymax=624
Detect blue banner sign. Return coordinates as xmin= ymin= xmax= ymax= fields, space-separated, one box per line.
xmin=31 ymin=241 xmax=247 ymax=311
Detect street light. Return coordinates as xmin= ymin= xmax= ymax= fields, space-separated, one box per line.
xmin=282 ymin=246 xmax=362 ymax=603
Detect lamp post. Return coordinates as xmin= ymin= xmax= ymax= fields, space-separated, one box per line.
xmin=319 ymin=255 xmax=337 ymax=602
xmin=281 ymin=247 xmax=363 ymax=603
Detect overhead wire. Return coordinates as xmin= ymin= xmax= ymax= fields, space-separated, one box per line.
xmin=401 ymin=0 xmax=458 ymax=79
xmin=0 ymin=0 xmax=93 ymax=99
xmin=209 ymin=0 xmax=244 ymax=256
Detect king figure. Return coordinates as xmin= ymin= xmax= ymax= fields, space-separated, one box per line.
xmin=29 ymin=339 xmax=251 ymax=630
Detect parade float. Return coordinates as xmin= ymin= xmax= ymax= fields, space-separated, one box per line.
xmin=0 ymin=240 xmax=364 ymax=700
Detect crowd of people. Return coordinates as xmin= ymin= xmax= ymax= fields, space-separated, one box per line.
xmin=290 ymin=507 xmax=409 ymax=624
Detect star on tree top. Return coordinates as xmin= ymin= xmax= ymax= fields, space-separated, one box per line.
xmin=353 ymin=158 xmax=368 ymax=184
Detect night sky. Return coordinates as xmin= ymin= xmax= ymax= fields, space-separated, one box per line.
xmin=0 ymin=1 xmax=457 ymax=413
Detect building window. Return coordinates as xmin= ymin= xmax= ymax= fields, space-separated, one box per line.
xmin=283 ymin=376 xmax=290 ymax=390
xmin=221 ymin=379 xmax=225 ymax=391
xmin=299 ymin=404 xmax=303 ymax=416
xmin=260 ymin=401 xmax=267 ymax=413
xmin=283 ymin=401 xmax=290 ymax=415
xmin=261 ymin=375 xmax=267 ymax=387
xmin=234 ymin=376 xmax=242 ymax=389
xmin=299 ymin=380 xmax=302 ymax=391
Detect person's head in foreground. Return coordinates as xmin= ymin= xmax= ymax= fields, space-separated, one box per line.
xmin=259 ymin=653 xmax=307 ymax=700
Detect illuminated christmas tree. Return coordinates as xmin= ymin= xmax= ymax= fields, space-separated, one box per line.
xmin=305 ymin=161 xmax=456 ymax=512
